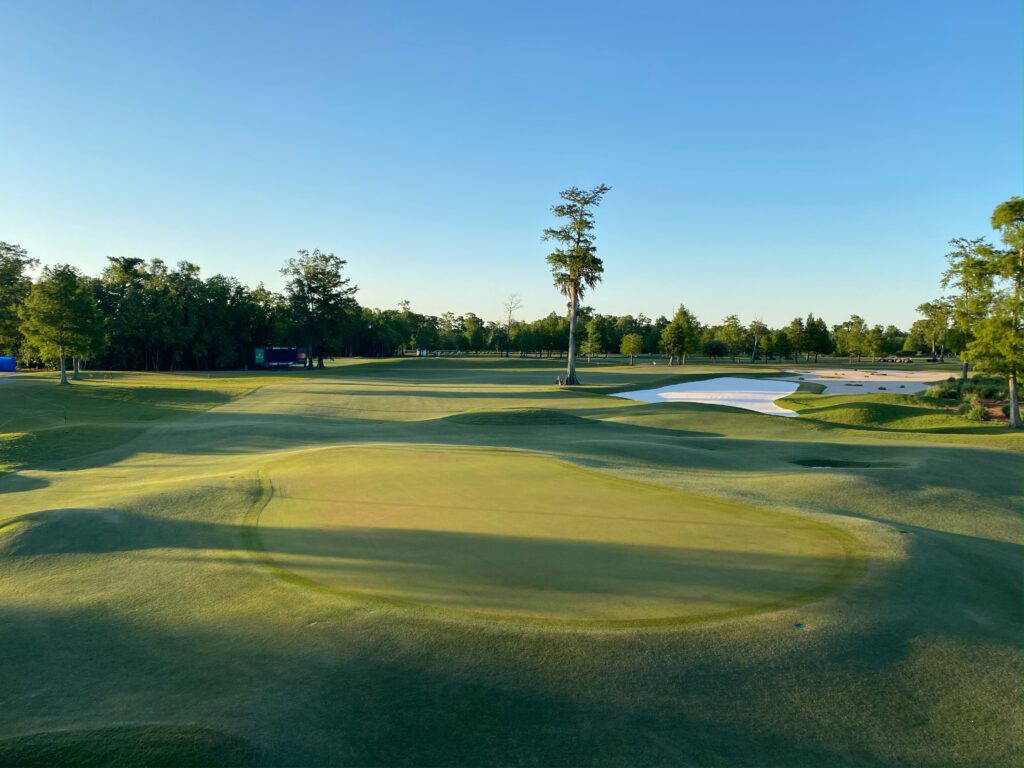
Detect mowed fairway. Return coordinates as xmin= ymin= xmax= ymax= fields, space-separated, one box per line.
xmin=0 ymin=359 xmax=1021 ymax=767
xmin=257 ymin=447 xmax=858 ymax=625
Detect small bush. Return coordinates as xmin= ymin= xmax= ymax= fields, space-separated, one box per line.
xmin=927 ymin=381 xmax=960 ymax=399
xmin=958 ymin=392 xmax=990 ymax=421
xmin=961 ymin=375 xmax=1008 ymax=400
xmin=927 ymin=375 xmax=1008 ymax=402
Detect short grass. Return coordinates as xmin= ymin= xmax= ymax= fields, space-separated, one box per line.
xmin=0 ymin=358 xmax=1020 ymax=767
xmin=254 ymin=445 xmax=860 ymax=626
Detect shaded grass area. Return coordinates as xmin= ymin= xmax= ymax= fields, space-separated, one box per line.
xmin=0 ymin=373 xmax=260 ymax=471
xmin=0 ymin=726 xmax=255 ymax=768
xmin=789 ymin=458 xmax=907 ymax=468
xmin=0 ymin=359 xmax=1020 ymax=767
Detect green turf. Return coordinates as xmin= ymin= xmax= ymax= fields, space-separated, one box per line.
xmin=253 ymin=445 xmax=860 ymax=626
xmin=0 ymin=358 xmax=1020 ymax=767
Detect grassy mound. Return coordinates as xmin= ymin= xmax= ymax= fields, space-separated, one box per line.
xmin=784 ymin=394 xmax=995 ymax=432
xmin=253 ymin=446 xmax=862 ymax=627
xmin=444 ymin=408 xmax=594 ymax=427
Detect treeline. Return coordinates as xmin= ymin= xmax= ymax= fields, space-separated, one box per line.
xmin=0 ymin=244 xmax=985 ymax=373
xmin=1 ymin=243 xmax=931 ymax=373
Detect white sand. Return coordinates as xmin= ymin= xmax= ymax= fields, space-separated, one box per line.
xmin=778 ymin=368 xmax=945 ymax=395
xmin=612 ymin=377 xmax=800 ymax=417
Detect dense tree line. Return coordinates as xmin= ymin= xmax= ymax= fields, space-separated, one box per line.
xmin=0 ymin=243 xmax=919 ymax=373
xmin=0 ymin=247 xmax=975 ymax=372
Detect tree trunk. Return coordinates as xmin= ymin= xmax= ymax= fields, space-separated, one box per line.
xmin=1008 ymin=373 xmax=1022 ymax=429
xmin=564 ymin=290 xmax=579 ymax=385
xmin=961 ymin=360 xmax=969 ymax=383
xmin=72 ymin=356 xmax=81 ymax=380
xmin=58 ymin=346 xmax=68 ymax=385
xmin=681 ymin=353 xmax=687 ymax=365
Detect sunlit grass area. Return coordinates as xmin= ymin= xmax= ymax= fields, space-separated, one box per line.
xmin=0 ymin=358 xmax=1020 ymax=766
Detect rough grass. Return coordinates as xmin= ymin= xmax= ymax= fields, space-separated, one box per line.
xmin=0 ymin=358 xmax=1019 ymax=767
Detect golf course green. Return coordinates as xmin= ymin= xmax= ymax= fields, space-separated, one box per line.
xmin=0 ymin=357 xmax=1020 ymax=766
xmin=254 ymin=446 xmax=860 ymax=625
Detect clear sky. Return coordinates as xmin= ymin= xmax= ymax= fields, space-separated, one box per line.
xmin=2 ymin=0 xmax=1020 ymax=328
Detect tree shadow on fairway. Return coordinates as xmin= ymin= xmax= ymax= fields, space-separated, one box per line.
xmin=0 ymin=472 xmax=49 ymax=495
xmin=0 ymin=726 xmax=256 ymax=768
xmin=0 ymin=603 xmax=874 ymax=768
xmin=281 ymin=387 xmax=578 ymax=400
xmin=0 ymin=381 xmax=236 ymax=472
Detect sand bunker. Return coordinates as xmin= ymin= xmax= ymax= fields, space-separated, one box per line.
xmin=779 ymin=369 xmax=944 ymax=395
xmin=612 ymin=377 xmax=800 ymax=416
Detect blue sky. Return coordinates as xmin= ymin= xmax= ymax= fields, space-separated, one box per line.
xmin=2 ymin=0 xmax=1020 ymax=328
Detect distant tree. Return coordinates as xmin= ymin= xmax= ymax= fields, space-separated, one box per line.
xmin=865 ymin=325 xmax=886 ymax=360
xmin=281 ymin=249 xmax=358 ymax=368
xmin=834 ymin=314 xmax=869 ymax=362
xmin=543 ymin=184 xmax=611 ymax=384
xmin=645 ymin=316 xmax=668 ymax=354
xmin=502 ymin=293 xmax=523 ymax=357
xmin=720 ymin=315 xmax=747 ymax=362
xmin=748 ymin=319 xmax=768 ymax=362
xmin=414 ymin=322 xmax=440 ymax=351
xmin=942 ymin=238 xmax=994 ymax=381
xmin=702 ymin=339 xmax=728 ymax=360
xmin=660 ymin=304 xmax=701 ymax=364
xmin=786 ymin=317 xmax=806 ymax=362
xmin=881 ymin=325 xmax=906 ymax=356
xmin=801 ymin=314 xmax=831 ymax=361
xmin=462 ymin=312 xmax=485 ymax=353
xmin=620 ymin=333 xmax=643 ymax=365
xmin=0 ymin=242 xmax=38 ymax=357
xmin=770 ymin=328 xmax=793 ymax=360
xmin=70 ymin=276 xmax=105 ymax=378
xmin=915 ymin=300 xmax=951 ymax=360
xmin=19 ymin=264 xmax=100 ymax=384
xmin=582 ymin=317 xmax=603 ymax=362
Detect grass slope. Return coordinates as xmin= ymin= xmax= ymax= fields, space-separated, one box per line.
xmin=0 ymin=358 xmax=1019 ymax=767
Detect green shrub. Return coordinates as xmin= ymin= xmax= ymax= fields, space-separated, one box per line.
xmin=927 ymin=378 xmax=961 ymax=399
xmin=958 ymin=392 xmax=990 ymax=421
xmin=927 ymin=375 xmax=1008 ymax=402
xmin=960 ymin=375 xmax=1008 ymax=400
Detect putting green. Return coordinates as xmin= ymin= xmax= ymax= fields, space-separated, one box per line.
xmin=253 ymin=446 xmax=862 ymax=626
